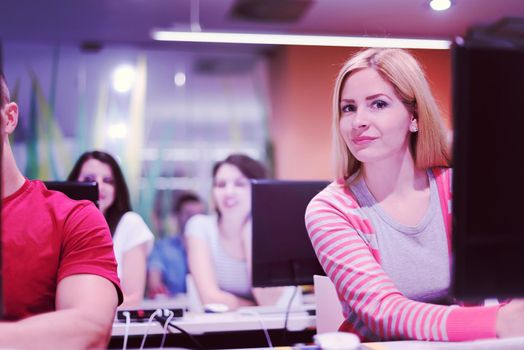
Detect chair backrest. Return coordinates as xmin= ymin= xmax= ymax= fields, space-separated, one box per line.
xmin=313 ymin=274 xmax=344 ymax=334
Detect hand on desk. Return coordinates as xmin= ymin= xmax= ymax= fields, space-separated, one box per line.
xmin=496 ymin=299 xmax=524 ymax=338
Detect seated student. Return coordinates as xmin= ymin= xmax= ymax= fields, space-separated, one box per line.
xmin=305 ymin=48 xmax=524 ymax=341
xmin=148 ymin=192 xmax=205 ymax=297
xmin=0 ymin=73 xmax=122 ymax=348
xmin=68 ymin=151 xmax=154 ymax=308
xmin=186 ymin=154 xmax=282 ymax=310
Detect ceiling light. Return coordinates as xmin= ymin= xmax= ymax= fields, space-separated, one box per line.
xmin=112 ymin=65 xmax=136 ymax=93
xmin=151 ymin=30 xmax=451 ymax=50
xmin=430 ymin=0 xmax=452 ymax=11
xmin=174 ymin=72 xmax=186 ymax=87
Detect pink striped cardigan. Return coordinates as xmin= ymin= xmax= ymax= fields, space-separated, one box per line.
xmin=305 ymin=167 xmax=499 ymax=341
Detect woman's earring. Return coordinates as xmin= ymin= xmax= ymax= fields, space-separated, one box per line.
xmin=409 ymin=120 xmax=419 ymax=133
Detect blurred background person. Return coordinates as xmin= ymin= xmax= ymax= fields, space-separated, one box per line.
xmin=147 ymin=191 xmax=205 ymax=298
xmin=68 ymin=150 xmax=154 ymax=308
xmin=186 ymin=153 xmax=272 ymax=310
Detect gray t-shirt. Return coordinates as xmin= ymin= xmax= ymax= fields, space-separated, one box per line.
xmin=185 ymin=214 xmax=254 ymax=300
xmin=350 ymin=170 xmax=451 ymax=304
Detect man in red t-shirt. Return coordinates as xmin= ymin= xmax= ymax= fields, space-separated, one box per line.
xmin=0 ymin=72 xmax=123 ymax=348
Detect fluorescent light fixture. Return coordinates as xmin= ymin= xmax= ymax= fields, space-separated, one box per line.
xmin=152 ymin=30 xmax=451 ymax=50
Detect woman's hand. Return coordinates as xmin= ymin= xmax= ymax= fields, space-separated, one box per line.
xmin=496 ymin=299 xmax=524 ymax=337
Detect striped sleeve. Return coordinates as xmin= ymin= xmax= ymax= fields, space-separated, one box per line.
xmin=305 ymin=181 xmax=499 ymax=341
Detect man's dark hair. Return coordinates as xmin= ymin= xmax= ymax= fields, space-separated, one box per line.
xmin=173 ymin=192 xmax=201 ymax=213
xmin=0 ymin=72 xmax=8 ymax=108
xmin=67 ymin=150 xmax=131 ymax=235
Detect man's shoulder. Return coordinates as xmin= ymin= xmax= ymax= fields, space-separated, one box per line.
xmin=7 ymin=179 xmax=82 ymax=207
xmin=18 ymin=179 xmax=102 ymax=223
xmin=42 ymin=180 xmax=99 ymax=214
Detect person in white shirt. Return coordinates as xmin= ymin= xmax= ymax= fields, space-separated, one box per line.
xmin=68 ymin=150 xmax=154 ymax=308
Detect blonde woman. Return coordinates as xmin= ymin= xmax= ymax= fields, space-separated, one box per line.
xmin=305 ymin=48 xmax=524 ymax=342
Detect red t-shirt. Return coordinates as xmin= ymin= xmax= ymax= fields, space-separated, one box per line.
xmin=1 ymin=179 xmax=123 ymax=320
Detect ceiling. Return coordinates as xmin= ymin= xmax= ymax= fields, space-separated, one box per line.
xmin=0 ymin=0 xmax=523 ymax=48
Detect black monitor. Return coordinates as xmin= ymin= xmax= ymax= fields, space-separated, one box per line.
xmin=451 ymin=40 xmax=524 ymax=299
xmin=44 ymin=181 xmax=99 ymax=208
xmin=251 ymin=180 xmax=329 ymax=287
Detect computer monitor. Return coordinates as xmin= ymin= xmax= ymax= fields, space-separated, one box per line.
xmin=44 ymin=181 xmax=99 ymax=208
xmin=251 ymin=180 xmax=329 ymax=287
xmin=451 ymin=40 xmax=524 ymax=299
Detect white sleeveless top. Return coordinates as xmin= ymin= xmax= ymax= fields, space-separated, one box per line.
xmin=185 ymin=214 xmax=254 ymax=300
xmin=112 ymin=211 xmax=155 ymax=278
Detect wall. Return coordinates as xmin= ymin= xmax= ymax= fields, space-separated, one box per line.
xmin=268 ymin=46 xmax=451 ymax=180
xmin=3 ymin=41 xmax=272 ymax=229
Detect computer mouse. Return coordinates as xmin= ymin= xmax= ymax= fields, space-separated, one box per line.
xmin=203 ymin=303 xmax=230 ymax=313
xmin=314 ymin=331 xmax=360 ymax=350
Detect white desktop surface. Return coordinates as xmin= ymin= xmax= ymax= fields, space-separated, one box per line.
xmin=112 ymin=310 xmax=315 ymax=336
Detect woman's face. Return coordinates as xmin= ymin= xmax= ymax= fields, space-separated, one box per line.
xmin=212 ymin=163 xmax=251 ymax=220
xmin=339 ymin=68 xmax=414 ymax=165
xmin=77 ymin=158 xmax=116 ymax=215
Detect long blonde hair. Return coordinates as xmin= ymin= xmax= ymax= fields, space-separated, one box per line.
xmin=332 ymin=48 xmax=451 ymax=179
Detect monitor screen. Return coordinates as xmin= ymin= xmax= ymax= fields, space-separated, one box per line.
xmin=451 ymin=41 xmax=524 ymax=299
xmin=44 ymin=181 xmax=99 ymax=208
xmin=251 ymin=180 xmax=329 ymax=287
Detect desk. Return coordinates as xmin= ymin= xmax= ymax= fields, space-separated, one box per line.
xmin=110 ymin=310 xmax=316 ymax=349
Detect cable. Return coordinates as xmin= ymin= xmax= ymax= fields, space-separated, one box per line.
xmin=155 ymin=315 xmax=205 ymax=350
xmin=283 ymin=286 xmax=299 ymax=331
xmin=236 ymin=308 xmax=273 ymax=348
xmin=122 ymin=311 xmax=131 ymax=350
xmin=139 ymin=308 xmax=163 ymax=350
xmin=282 ymin=286 xmax=299 ymax=346
xmin=252 ymin=311 xmax=273 ymax=348
xmin=160 ymin=309 xmax=174 ymax=349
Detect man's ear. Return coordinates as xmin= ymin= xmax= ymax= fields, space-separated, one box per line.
xmin=3 ymin=102 xmax=19 ymax=134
